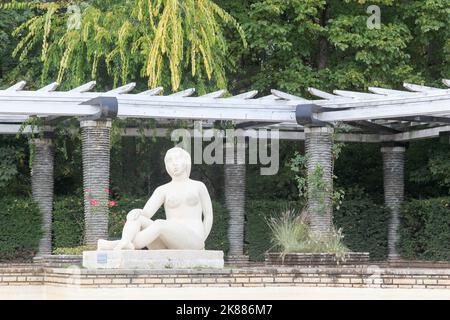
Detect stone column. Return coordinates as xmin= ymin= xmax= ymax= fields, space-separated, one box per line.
xmin=381 ymin=145 xmax=405 ymax=261
xmin=224 ymin=140 xmax=248 ymax=265
xmin=81 ymin=120 xmax=111 ymax=246
xmin=31 ymin=136 xmax=54 ymax=256
xmin=305 ymin=126 xmax=334 ymax=237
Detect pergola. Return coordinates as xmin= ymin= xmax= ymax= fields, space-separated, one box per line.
xmin=1 ymin=79 xmax=450 ymax=262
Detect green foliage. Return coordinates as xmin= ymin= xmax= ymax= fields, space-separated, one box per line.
xmin=0 ymin=145 xmax=24 ymax=188
xmin=334 ymin=189 xmax=389 ymax=260
xmin=3 ymin=0 xmax=246 ymax=90
xmin=399 ymin=197 xmax=450 ymax=261
xmin=334 ymin=143 xmax=384 ymax=201
xmin=53 ymin=246 xmax=95 ymax=255
xmin=0 ymin=197 xmax=41 ymax=262
xmin=407 ymin=139 xmax=450 ymax=197
xmin=52 ymin=196 xmax=84 ymax=248
xmin=246 ymin=200 xmax=303 ymax=261
xmin=267 ymin=207 xmax=349 ymax=259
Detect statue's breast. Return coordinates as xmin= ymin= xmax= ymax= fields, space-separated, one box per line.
xmin=165 ymin=191 xmax=200 ymax=208
xmin=165 ymin=194 xmax=182 ymax=208
xmin=185 ymin=192 xmax=200 ymax=206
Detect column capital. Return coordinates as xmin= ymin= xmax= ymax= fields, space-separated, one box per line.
xmin=304 ymin=126 xmax=334 ymax=134
xmin=31 ymin=138 xmax=53 ymax=146
xmin=381 ymin=146 xmax=406 ymax=153
xmin=80 ymin=119 xmax=112 ymax=128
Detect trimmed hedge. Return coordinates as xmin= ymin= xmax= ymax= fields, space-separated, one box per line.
xmin=6 ymin=195 xmax=450 ymax=262
xmin=334 ymin=196 xmax=389 ymax=261
xmin=246 ymin=197 xmax=389 ymax=261
xmin=54 ymin=196 xmax=385 ymax=261
xmin=399 ymin=197 xmax=450 ymax=261
xmin=0 ymin=198 xmax=41 ymax=262
xmin=52 ymin=196 xmax=84 ymax=248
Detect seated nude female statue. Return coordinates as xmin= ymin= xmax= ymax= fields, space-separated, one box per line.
xmin=97 ymin=147 xmax=213 ymax=251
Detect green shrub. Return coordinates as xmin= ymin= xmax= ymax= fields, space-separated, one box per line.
xmin=52 ymin=196 xmax=84 ymax=248
xmin=53 ymin=246 xmax=95 ymax=255
xmin=334 ymin=194 xmax=389 ymax=261
xmin=267 ymin=208 xmax=349 ymax=259
xmin=246 ymin=200 xmax=302 ymax=261
xmin=399 ymin=197 xmax=450 ymax=261
xmin=0 ymin=197 xmax=41 ymax=262
xmin=206 ymin=202 xmax=229 ymax=252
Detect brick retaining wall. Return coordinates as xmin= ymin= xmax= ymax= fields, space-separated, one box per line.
xmin=1 ymin=264 xmax=450 ymax=289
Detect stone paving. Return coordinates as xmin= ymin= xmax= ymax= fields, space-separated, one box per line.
xmin=1 ymin=285 xmax=450 ymax=300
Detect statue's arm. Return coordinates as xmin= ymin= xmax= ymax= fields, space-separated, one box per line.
xmin=141 ymin=186 xmax=165 ymax=219
xmin=199 ymin=182 xmax=213 ymax=240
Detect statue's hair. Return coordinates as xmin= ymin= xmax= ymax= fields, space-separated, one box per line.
xmin=164 ymin=147 xmax=192 ymax=177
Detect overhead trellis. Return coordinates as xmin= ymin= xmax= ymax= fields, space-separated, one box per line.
xmin=0 ymin=79 xmax=450 ymax=142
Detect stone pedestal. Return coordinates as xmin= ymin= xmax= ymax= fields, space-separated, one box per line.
xmin=83 ymin=250 xmax=224 ymax=269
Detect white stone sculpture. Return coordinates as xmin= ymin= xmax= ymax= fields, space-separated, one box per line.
xmin=97 ymin=147 xmax=213 ymax=251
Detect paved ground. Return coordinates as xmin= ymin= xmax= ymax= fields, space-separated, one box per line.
xmin=0 ymin=285 xmax=449 ymax=300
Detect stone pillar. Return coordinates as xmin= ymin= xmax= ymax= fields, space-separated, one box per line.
xmin=224 ymin=140 xmax=249 ymax=265
xmin=305 ymin=126 xmax=334 ymax=237
xmin=31 ymin=136 xmax=54 ymax=256
xmin=381 ymin=145 xmax=405 ymax=261
xmin=81 ymin=120 xmax=111 ymax=246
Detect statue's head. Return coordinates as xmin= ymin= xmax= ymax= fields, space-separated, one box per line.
xmin=164 ymin=147 xmax=191 ymax=179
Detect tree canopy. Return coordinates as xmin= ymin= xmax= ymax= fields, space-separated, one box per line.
xmin=1 ymin=0 xmax=246 ymax=91
xmin=0 ymin=0 xmax=449 ymax=200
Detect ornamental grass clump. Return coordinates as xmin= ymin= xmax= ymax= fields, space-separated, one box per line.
xmin=267 ymin=208 xmax=349 ymax=261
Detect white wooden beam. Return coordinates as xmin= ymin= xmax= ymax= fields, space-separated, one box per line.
xmin=391 ymin=125 xmax=450 ymax=142
xmin=403 ymin=82 xmax=446 ymax=92
xmin=5 ymin=81 xmax=27 ymax=91
xmin=368 ymin=87 xmax=414 ymax=96
xmin=0 ymin=115 xmax=29 ymax=123
xmin=307 ymin=87 xmax=348 ymax=101
xmin=271 ymin=89 xmax=309 ymax=102
xmin=333 ymin=90 xmax=385 ymax=99
xmin=315 ymin=95 xmax=450 ymax=122
xmin=138 ymin=87 xmax=163 ymax=96
xmin=228 ymin=90 xmax=258 ymax=99
xmin=0 ymin=123 xmax=384 ymax=143
xmin=201 ymin=89 xmax=227 ymax=98
xmin=169 ymin=88 xmax=195 ymax=97
xmin=106 ymin=82 xmax=136 ymax=94
xmin=37 ymin=82 xmax=59 ymax=92
xmin=257 ymin=94 xmax=280 ymax=101
xmin=0 ymin=124 xmax=32 ymax=134
xmin=69 ymin=81 xmax=96 ymax=93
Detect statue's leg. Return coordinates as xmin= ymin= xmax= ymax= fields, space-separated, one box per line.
xmin=147 ymin=238 xmax=167 ymax=250
xmin=133 ymin=220 xmax=204 ymax=250
xmin=97 ymin=239 xmax=120 ymax=250
xmin=114 ymin=215 xmax=152 ymax=250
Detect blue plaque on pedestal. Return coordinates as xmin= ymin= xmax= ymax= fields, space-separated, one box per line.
xmin=97 ymin=252 xmax=107 ymax=264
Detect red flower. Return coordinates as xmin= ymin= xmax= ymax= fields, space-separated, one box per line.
xmin=90 ymin=199 xmax=98 ymax=206
xmin=108 ymin=200 xmax=117 ymax=207
xmin=104 ymin=188 xmax=111 ymax=194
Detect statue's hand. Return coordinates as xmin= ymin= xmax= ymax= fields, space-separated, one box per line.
xmin=127 ymin=209 xmax=142 ymax=221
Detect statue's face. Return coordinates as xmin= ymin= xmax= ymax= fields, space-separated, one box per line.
xmin=165 ymin=148 xmax=189 ymax=178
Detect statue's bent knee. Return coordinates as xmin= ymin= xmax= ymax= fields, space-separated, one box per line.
xmin=126 ymin=209 xmax=142 ymax=221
